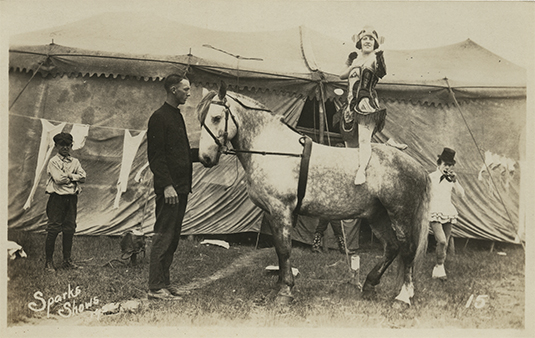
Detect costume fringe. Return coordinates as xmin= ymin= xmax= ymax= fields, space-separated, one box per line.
xmin=355 ymin=107 xmax=387 ymax=135
xmin=430 ymin=212 xmax=458 ymax=224
xmin=335 ymin=101 xmax=387 ymax=139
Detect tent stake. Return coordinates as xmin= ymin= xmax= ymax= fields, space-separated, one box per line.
xmin=255 ymin=230 xmax=261 ymax=250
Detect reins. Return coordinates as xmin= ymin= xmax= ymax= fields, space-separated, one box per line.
xmin=201 ymin=93 xmax=312 ymax=216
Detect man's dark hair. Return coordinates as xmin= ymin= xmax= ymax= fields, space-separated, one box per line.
xmin=164 ymin=74 xmax=188 ymax=93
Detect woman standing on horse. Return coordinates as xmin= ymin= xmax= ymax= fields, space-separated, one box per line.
xmin=340 ymin=26 xmax=405 ymax=185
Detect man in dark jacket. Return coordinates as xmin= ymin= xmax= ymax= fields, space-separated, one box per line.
xmin=147 ymin=74 xmax=199 ymax=300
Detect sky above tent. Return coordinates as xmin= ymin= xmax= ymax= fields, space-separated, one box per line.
xmin=1 ymin=0 xmax=534 ymax=69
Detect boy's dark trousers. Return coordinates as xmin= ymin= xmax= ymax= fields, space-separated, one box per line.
xmin=45 ymin=193 xmax=77 ymax=264
xmin=148 ymin=193 xmax=188 ymax=291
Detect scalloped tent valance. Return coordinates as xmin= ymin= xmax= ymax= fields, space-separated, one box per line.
xmin=9 ymin=12 xmax=526 ymax=104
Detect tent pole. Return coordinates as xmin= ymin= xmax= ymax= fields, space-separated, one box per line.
xmin=317 ymin=86 xmax=325 ymax=144
xmin=10 ymin=62 xmax=44 ymax=110
xmin=255 ymin=229 xmax=261 ymax=250
xmin=319 ymin=81 xmax=331 ymax=146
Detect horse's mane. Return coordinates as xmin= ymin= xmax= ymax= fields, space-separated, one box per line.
xmin=196 ymin=90 xmax=271 ymax=124
xmin=227 ymin=92 xmax=269 ymax=111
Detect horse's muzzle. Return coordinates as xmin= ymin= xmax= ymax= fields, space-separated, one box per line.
xmin=200 ymin=151 xmax=221 ymax=168
xmin=200 ymin=155 xmax=214 ymax=168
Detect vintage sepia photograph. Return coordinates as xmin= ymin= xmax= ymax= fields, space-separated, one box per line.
xmin=1 ymin=1 xmax=533 ymax=337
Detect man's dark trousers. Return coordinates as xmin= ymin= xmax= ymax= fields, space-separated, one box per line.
xmin=148 ymin=193 xmax=188 ymax=290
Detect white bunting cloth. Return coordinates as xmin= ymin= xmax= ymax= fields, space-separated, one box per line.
xmin=23 ymin=119 xmax=66 ymax=210
xmin=113 ymin=130 xmax=147 ymax=209
xmin=71 ymin=123 xmax=90 ymax=150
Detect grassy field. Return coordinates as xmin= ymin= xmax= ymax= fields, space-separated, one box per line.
xmin=6 ymin=230 xmax=525 ymax=330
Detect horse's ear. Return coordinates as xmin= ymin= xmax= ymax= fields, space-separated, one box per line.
xmin=218 ymin=81 xmax=227 ymax=100
xmin=202 ymin=87 xmax=210 ymax=98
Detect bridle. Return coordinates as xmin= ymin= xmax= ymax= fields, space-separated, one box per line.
xmin=201 ymin=93 xmax=313 ymax=218
xmin=200 ymin=96 xmax=238 ymax=155
xmin=201 ymin=94 xmax=303 ymax=158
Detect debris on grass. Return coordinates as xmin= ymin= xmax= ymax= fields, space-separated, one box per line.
xmin=200 ymin=239 xmax=230 ymax=249
xmin=265 ymin=265 xmax=299 ymax=277
xmin=7 ymin=240 xmax=27 ymax=260
xmin=474 ymin=295 xmax=489 ymax=309
xmin=121 ymin=299 xmax=142 ymax=313
xmin=100 ymin=299 xmax=142 ymax=316
xmin=101 ymin=302 xmax=121 ymax=315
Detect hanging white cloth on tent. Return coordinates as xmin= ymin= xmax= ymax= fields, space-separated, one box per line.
xmin=113 ymin=129 xmax=146 ymax=209
xmin=71 ymin=123 xmax=90 ymax=150
xmin=23 ymin=119 xmax=66 ymax=210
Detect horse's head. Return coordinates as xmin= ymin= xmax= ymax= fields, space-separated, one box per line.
xmin=196 ymin=82 xmax=238 ymax=168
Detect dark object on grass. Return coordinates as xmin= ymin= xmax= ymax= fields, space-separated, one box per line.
xmin=120 ymin=231 xmax=146 ymax=265
xmin=104 ymin=230 xmax=146 ymax=268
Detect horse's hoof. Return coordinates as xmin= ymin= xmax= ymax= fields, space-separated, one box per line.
xmin=392 ymin=300 xmax=410 ymax=310
xmin=361 ymin=288 xmax=376 ymax=300
xmin=275 ymin=294 xmax=294 ymax=305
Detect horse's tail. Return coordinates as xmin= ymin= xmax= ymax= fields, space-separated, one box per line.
xmin=396 ymin=171 xmax=430 ymax=287
xmin=414 ymin=173 xmax=431 ymax=271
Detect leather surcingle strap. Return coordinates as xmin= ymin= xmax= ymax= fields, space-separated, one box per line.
xmin=294 ymin=136 xmax=313 ymax=217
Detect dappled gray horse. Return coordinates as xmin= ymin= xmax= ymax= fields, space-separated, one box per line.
xmin=197 ymin=84 xmax=430 ymax=305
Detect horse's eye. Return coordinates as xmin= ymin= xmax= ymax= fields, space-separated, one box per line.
xmin=212 ymin=115 xmax=222 ymax=124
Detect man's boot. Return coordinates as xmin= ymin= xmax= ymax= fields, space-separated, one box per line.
xmin=312 ymin=233 xmax=323 ymax=253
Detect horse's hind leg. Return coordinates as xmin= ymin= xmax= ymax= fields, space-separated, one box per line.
xmin=394 ymin=241 xmax=416 ymax=305
xmin=362 ymin=211 xmax=399 ymax=299
xmin=264 ymin=209 xmax=295 ymax=304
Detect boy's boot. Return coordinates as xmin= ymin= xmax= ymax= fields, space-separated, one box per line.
xmin=62 ymin=232 xmax=80 ymax=269
xmin=312 ymin=233 xmax=323 ymax=253
xmin=44 ymin=232 xmax=58 ymax=272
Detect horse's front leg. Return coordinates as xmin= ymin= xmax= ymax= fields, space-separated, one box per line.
xmin=363 ymin=212 xmax=399 ymax=299
xmin=264 ymin=208 xmax=295 ymax=304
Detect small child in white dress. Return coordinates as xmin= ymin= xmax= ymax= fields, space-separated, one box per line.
xmin=429 ymin=147 xmax=465 ymax=280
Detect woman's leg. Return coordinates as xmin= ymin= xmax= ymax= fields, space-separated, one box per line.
xmin=430 ymin=221 xmax=447 ymax=265
xmin=355 ymin=123 xmax=374 ymax=185
xmin=442 ymin=222 xmax=453 ymax=262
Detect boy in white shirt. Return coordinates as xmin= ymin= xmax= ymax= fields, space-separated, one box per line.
xmin=44 ymin=132 xmax=86 ymax=272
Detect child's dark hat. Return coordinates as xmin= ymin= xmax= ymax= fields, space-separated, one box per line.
xmin=53 ymin=132 xmax=73 ymax=146
xmin=438 ymin=147 xmax=456 ymax=165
